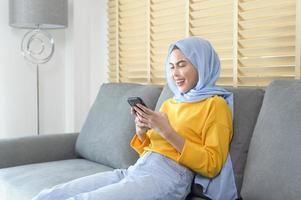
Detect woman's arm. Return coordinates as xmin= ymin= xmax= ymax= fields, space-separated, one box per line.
xmin=133 ymin=104 xmax=185 ymax=152
xmin=177 ymin=122 xmax=232 ymax=178
xmin=161 ymin=127 xmax=185 ymax=153
xmin=130 ymin=107 xmax=150 ymax=155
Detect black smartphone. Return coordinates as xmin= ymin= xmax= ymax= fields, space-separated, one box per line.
xmin=127 ymin=97 xmax=147 ymax=108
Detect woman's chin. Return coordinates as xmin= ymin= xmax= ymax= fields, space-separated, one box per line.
xmin=177 ymin=86 xmax=190 ymax=94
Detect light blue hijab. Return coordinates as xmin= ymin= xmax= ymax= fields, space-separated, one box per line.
xmin=165 ymin=37 xmax=238 ymax=200
xmin=165 ymin=36 xmax=233 ymax=114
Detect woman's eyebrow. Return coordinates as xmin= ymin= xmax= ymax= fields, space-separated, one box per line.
xmin=169 ymin=60 xmax=187 ymax=66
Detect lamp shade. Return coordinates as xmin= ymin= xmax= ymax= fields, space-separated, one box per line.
xmin=9 ymin=0 xmax=68 ymax=29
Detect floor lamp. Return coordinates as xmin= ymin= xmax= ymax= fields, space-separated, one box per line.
xmin=9 ymin=0 xmax=68 ymax=135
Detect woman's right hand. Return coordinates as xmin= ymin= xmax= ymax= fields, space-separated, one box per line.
xmin=131 ymin=107 xmax=149 ymax=142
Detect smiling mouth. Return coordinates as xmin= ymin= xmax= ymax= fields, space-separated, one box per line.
xmin=175 ymin=79 xmax=185 ymax=86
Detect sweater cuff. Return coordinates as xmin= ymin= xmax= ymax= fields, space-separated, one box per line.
xmin=130 ymin=134 xmax=150 ymax=155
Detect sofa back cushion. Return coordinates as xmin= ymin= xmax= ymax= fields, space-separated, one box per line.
xmin=75 ymin=83 xmax=162 ymax=169
xmin=226 ymin=87 xmax=264 ymax=196
xmin=155 ymin=85 xmax=265 ymax=197
xmin=241 ymin=80 xmax=301 ymax=200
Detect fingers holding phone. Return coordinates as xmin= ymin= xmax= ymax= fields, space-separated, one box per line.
xmin=130 ymin=107 xmax=137 ymax=116
xmin=132 ymin=105 xmax=147 ymax=119
xmin=128 ymin=97 xmax=150 ymax=137
xmin=128 ymin=97 xmax=148 ymax=118
xmin=135 ymin=110 xmax=150 ymax=134
xmin=134 ymin=113 xmax=149 ymax=141
xmin=131 ymin=105 xmax=147 ymax=117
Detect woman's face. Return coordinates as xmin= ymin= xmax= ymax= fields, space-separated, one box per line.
xmin=169 ymin=49 xmax=198 ymax=93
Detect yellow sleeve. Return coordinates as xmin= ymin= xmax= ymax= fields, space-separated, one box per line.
xmin=177 ymin=122 xmax=232 ymax=178
xmin=130 ymin=134 xmax=150 ymax=156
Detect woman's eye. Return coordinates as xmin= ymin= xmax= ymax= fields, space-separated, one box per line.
xmin=170 ymin=65 xmax=174 ymax=69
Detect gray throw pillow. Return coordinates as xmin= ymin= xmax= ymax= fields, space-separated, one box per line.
xmin=227 ymin=87 xmax=264 ymax=196
xmin=75 ymin=83 xmax=162 ymax=169
xmin=241 ymin=80 xmax=301 ymax=200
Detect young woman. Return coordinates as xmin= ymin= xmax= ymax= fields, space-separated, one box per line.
xmin=33 ymin=37 xmax=238 ymax=200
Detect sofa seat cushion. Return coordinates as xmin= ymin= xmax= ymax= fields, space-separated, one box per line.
xmin=0 ymin=159 xmax=113 ymax=200
xmin=241 ymin=80 xmax=301 ymax=200
xmin=76 ymin=83 xmax=162 ymax=169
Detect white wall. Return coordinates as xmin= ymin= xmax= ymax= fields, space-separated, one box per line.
xmin=0 ymin=0 xmax=108 ymax=138
xmin=68 ymin=0 xmax=108 ymax=132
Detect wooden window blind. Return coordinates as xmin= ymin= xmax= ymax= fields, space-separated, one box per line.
xmin=238 ymin=0 xmax=297 ymax=86
xmin=107 ymin=0 xmax=118 ymax=82
xmin=150 ymin=0 xmax=186 ymax=85
xmin=190 ymin=0 xmax=235 ymax=86
xmin=119 ymin=0 xmax=148 ymax=83
xmin=107 ymin=0 xmax=301 ymax=86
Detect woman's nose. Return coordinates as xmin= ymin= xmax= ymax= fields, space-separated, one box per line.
xmin=172 ymin=67 xmax=180 ymax=77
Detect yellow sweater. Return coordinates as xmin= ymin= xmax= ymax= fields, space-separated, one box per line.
xmin=130 ymin=95 xmax=233 ymax=178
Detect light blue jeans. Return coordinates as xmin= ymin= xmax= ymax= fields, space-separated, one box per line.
xmin=33 ymin=152 xmax=194 ymax=200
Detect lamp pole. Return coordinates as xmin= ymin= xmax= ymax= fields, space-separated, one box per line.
xmin=36 ymin=63 xmax=40 ymax=135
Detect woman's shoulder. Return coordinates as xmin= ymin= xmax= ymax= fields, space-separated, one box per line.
xmin=205 ymin=96 xmax=232 ymax=128
xmin=209 ymin=95 xmax=228 ymax=105
xmin=206 ymin=95 xmax=230 ymax=112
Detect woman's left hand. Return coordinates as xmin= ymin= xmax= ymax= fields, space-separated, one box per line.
xmin=133 ymin=104 xmax=173 ymax=140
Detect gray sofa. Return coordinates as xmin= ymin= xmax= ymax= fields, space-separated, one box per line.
xmin=0 ymin=80 xmax=300 ymax=200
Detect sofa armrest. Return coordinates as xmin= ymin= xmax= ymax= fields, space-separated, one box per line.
xmin=0 ymin=132 xmax=79 ymax=169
